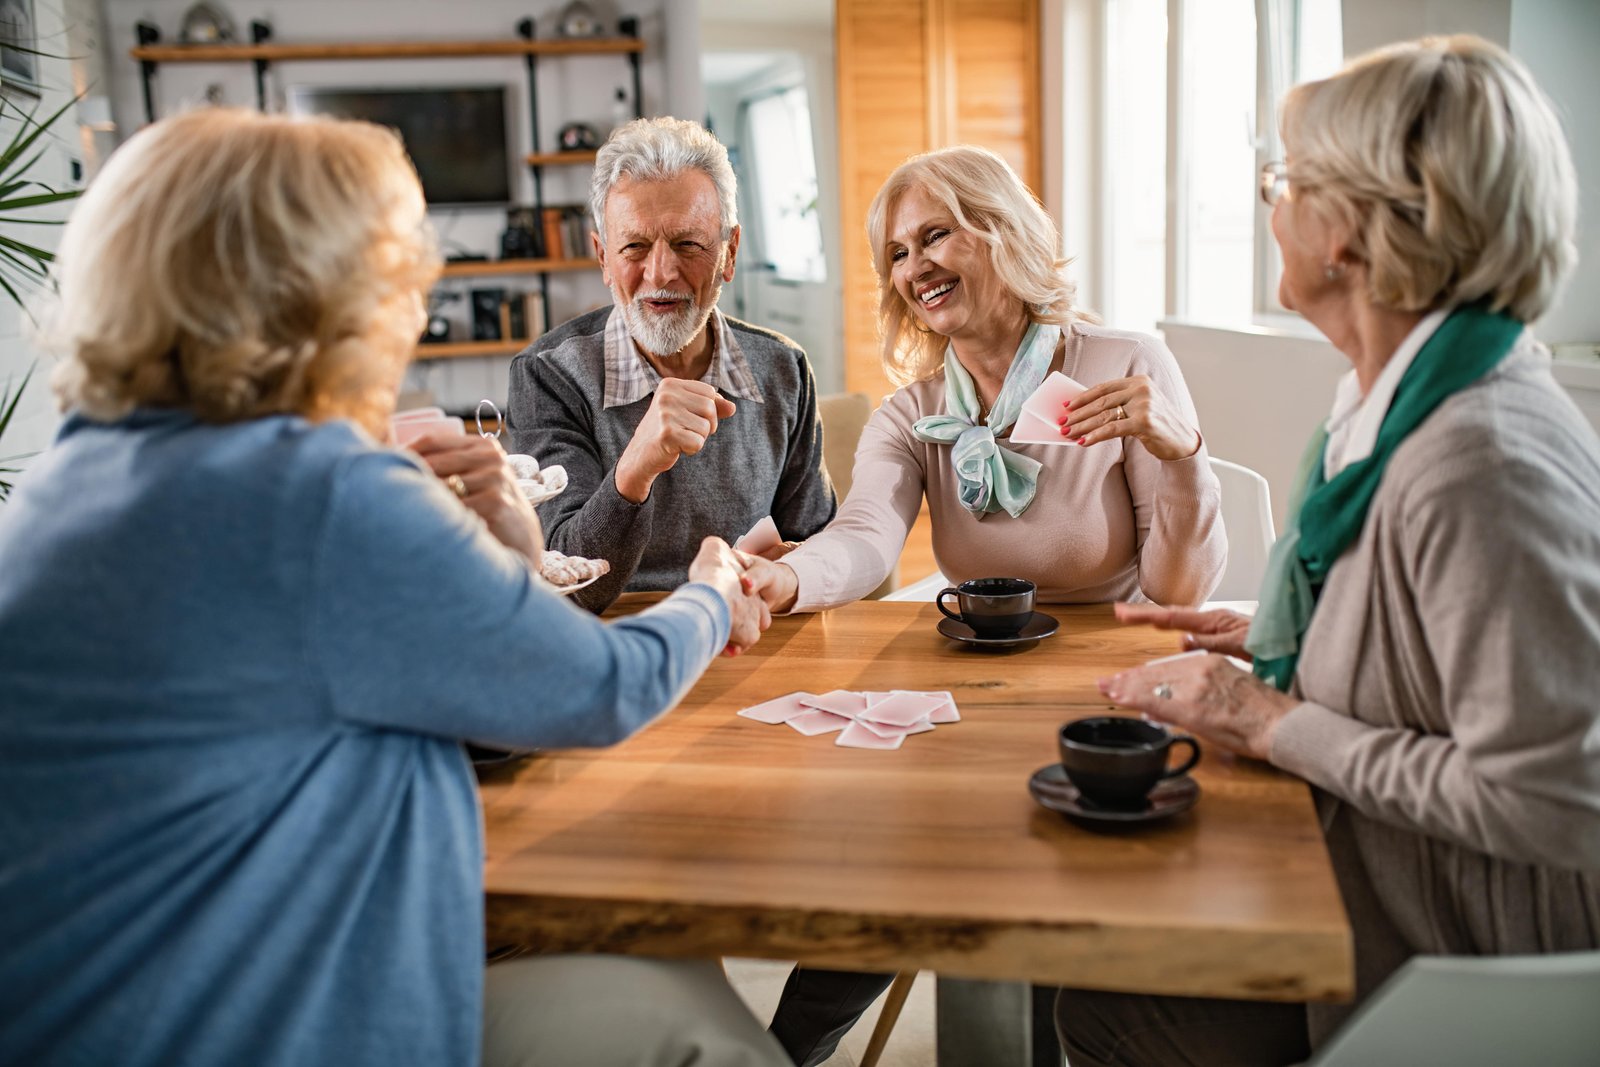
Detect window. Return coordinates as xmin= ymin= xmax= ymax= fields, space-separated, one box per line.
xmin=1095 ymin=0 xmax=1342 ymax=330
xmin=743 ymin=85 xmax=826 ymax=283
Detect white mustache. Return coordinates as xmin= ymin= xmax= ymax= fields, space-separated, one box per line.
xmin=635 ymin=289 xmax=695 ymax=305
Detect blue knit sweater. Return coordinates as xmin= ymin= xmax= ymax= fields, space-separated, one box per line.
xmin=0 ymin=410 xmax=728 ymax=1066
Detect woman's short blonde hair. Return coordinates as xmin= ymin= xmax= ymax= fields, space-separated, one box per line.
xmin=866 ymin=146 xmax=1089 ymax=386
xmin=49 ymin=108 xmax=440 ymax=434
xmin=1281 ymin=34 xmax=1577 ymax=323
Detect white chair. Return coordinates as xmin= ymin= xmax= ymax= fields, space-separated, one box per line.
xmin=1207 ymin=457 xmax=1275 ymax=603
xmin=1309 ymin=951 xmax=1600 ymax=1066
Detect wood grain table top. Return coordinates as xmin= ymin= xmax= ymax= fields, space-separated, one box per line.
xmin=480 ymin=601 xmax=1353 ymax=1003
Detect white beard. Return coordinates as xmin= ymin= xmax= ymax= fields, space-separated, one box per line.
xmin=616 ymin=279 xmax=723 ymax=357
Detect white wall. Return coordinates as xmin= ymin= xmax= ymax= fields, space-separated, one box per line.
xmin=97 ymin=0 xmax=695 ymax=413
xmin=0 ymin=2 xmax=85 ymax=466
xmin=1510 ymin=0 xmax=1600 ymax=346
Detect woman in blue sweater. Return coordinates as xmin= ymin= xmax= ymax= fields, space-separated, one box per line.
xmin=0 ymin=108 xmax=783 ymax=1067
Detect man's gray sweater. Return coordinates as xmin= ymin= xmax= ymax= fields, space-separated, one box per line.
xmin=507 ymin=307 xmax=837 ymax=612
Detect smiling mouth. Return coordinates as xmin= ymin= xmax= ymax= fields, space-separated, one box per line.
xmin=919 ymin=280 xmax=957 ymax=307
xmin=642 ymin=296 xmax=690 ymax=313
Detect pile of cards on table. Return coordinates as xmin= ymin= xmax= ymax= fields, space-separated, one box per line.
xmin=737 ymin=690 xmax=960 ymax=750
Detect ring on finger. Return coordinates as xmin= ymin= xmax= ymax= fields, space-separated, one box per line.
xmin=1152 ymin=682 xmax=1174 ymax=700
xmin=446 ymin=474 xmax=468 ymax=499
xmin=1115 ymin=404 xmax=1129 ymax=421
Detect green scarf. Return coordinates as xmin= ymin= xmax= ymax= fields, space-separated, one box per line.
xmin=1247 ymin=304 xmax=1524 ymax=690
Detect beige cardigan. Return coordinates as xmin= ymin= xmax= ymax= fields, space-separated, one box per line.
xmin=1271 ymin=339 xmax=1600 ymax=1040
xmin=784 ymin=323 xmax=1226 ymax=610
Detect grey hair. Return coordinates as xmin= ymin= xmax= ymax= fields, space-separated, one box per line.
xmin=589 ymin=117 xmax=738 ymax=239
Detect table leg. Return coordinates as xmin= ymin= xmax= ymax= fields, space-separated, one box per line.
xmin=935 ymin=978 xmax=1063 ymax=1067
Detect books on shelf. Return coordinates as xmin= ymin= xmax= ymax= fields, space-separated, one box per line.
xmin=540 ymin=205 xmax=598 ymax=261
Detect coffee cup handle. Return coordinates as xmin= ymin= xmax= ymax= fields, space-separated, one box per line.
xmin=936 ymin=588 xmax=963 ymax=622
xmin=1163 ymin=735 xmax=1202 ymax=779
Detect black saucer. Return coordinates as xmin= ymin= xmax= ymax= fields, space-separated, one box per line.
xmin=937 ymin=611 xmax=1059 ymax=650
xmin=1028 ymin=763 xmax=1200 ymax=825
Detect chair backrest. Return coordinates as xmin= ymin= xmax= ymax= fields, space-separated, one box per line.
xmin=816 ymin=391 xmax=897 ymax=598
xmin=1208 ymin=458 xmax=1275 ymax=602
xmin=817 ymin=391 xmax=872 ymax=499
xmin=1310 ymin=951 xmax=1600 ymax=1067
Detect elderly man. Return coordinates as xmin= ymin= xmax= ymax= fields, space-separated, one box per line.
xmin=508 ymin=117 xmax=836 ymax=612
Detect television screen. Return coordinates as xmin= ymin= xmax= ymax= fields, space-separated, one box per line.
xmin=286 ymin=86 xmax=512 ymax=206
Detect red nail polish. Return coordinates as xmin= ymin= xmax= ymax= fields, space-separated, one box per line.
xmin=1059 ymin=426 xmax=1070 ymax=436
xmin=1056 ymin=415 xmax=1068 ymax=425
xmin=1077 ymin=437 xmax=1088 ymax=445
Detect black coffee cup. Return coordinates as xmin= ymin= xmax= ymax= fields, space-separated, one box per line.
xmin=936 ymin=577 xmax=1035 ymax=638
xmin=1057 ymin=716 xmax=1201 ymax=809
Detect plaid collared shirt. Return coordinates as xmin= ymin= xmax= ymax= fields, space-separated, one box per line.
xmin=602 ymin=305 xmax=765 ymax=409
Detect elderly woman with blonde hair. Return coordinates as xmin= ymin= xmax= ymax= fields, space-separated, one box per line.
xmin=0 ymin=109 xmax=784 ymax=1067
xmin=1063 ymin=35 xmax=1600 ymax=1066
xmin=748 ymin=145 xmax=1226 ymax=618
xmin=754 ymin=145 xmax=1227 ymax=1066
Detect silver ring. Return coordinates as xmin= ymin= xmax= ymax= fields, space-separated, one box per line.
xmin=1152 ymin=682 xmax=1173 ymax=700
xmin=446 ymin=474 xmax=468 ymax=499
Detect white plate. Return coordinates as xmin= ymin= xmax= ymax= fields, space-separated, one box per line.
xmin=551 ymin=572 xmax=602 ymax=597
xmin=520 ymin=481 xmax=565 ymax=506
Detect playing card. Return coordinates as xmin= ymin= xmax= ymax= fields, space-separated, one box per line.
xmin=787 ymin=709 xmax=852 ymax=736
xmin=1021 ymin=371 xmax=1088 ymax=423
xmin=1008 ymin=407 xmax=1072 ymax=446
xmin=890 ymin=691 xmax=959 ymax=723
xmin=737 ymin=693 xmax=818 ymax=724
xmin=734 ymin=515 xmax=782 ymax=555
xmin=836 ymin=721 xmax=906 ymax=750
xmin=392 ymin=417 xmax=464 ymax=446
xmin=1143 ymin=650 xmax=1209 ymax=667
xmin=856 ymin=716 xmax=935 ymax=739
xmin=801 ymin=690 xmax=870 ymax=717
xmin=390 ymin=406 xmax=447 ymax=423
xmin=859 ymin=691 xmax=950 ymax=728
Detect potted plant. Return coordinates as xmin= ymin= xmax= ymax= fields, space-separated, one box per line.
xmin=0 ymin=93 xmax=84 ymax=499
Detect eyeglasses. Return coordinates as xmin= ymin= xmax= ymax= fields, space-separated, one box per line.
xmin=1259 ymin=161 xmax=1290 ymax=207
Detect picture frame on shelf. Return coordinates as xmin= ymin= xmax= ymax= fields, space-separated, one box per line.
xmin=0 ymin=0 xmax=41 ymax=99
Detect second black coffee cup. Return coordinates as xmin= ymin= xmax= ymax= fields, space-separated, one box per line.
xmin=936 ymin=577 xmax=1035 ymax=637
xmin=1058 ymin=716 xmax=1201 ymax=809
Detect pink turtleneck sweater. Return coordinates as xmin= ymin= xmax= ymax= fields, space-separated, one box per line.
xmin=784 ymin=323 xmax=1226 ymax=611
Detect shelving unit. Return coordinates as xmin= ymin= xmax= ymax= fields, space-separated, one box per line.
xmin=441 ymin=257 xmax=601 ymax=279
xmin=129 ymin=18 xmax=642 ymax=357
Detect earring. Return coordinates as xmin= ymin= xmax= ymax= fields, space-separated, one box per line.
xmin=1323 ymin=261 xmax=1346 ymax=281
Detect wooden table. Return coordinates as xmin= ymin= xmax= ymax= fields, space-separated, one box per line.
xmin=480 ymin=601 xmax=1352 ymax=1058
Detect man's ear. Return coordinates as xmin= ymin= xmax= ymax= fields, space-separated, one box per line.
xmin=722 ymin=224 xmax=741 ymax=283
xmin=591 ymin=227 xmax=610 ymax=286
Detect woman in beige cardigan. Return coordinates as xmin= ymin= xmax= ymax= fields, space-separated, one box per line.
xmin=1062 ymin=35 xmax=1600 ymax=1066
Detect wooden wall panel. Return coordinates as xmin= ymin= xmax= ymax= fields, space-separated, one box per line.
xmin=836 ymin=0 xmax=1039 ymax=401
xmin=837 ymin=0 xmax=930 ymax=400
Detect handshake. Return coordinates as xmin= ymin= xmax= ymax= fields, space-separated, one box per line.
xmin=685 ymin=534 xmax=803 ymax=657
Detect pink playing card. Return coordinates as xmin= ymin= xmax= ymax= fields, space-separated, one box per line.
xmin=802 ymin=690 xmax=870 ymax=717
xmin=392 ymin=417 xmax=464 ymax=446
xmin=836 ymin=721 xmax=906 ymax=750
xmin=1008 ymin=407 xmax=1072 ymax=446
xmin=860 ymin=691 xmax=950 ymax=727
xmin=736 ymin=692 xmax=818 ymax=724
xmin=734 ymin=515 xmax=782 ymax=555
xmin=787 ymin=709 xmax=852 ymax=736
xmin=889 ymin=691 xmax=959 ymax=723
xmin=1021 ymin=371 xmax=1088 ymax=423
xmin=390 ymin=406 xmax=447 ymax=423
xmin=856 ymin=716 xmax=935 ymax=739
